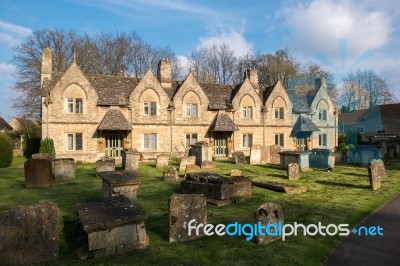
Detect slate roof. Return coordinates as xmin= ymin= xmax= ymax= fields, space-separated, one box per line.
xmin=97 ymin=106 xmax=131 ymax=130
xmin=286 ymin=84 xmax=318 ymax=113
xmin=0 ymin=117 xmax=12 ymax=131
xmin=201 ymin=83 xmax=235 ymax=110
xmin=209 ymin=110 xmax=239 ymax=132
xmin=292 ymin=115 xmax=320 ymax=132
xmin=339 ymin=109 xmax=369 ymax=124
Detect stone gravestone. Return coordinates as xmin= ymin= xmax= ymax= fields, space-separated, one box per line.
xmin=123 ymin=149 xmax=141 ymax=174
xmin=185 ymin=164 xmax=201 ymax=174
xmin=368 ymin=159 xmax=386 ymax=190
xmin=156 ymin=154 xmax=169 ymax=168
xmin=54 ymin=158 xmax=76 ymax=179
xmin=253 ymin=202 xmax=284 ymax=245
xmin=164 ymin=168 xmax=179 ymax=182
xmin=287 ymin=163 xmax=300 ymax=180
xmin=96 ymin=156 xmax=115 ymax=173
xmin=230 ymin=169 xmax=242 ymax=176
xmin=24 ymin=158 xmax=53 ymax=188
xmin=270 ymin=145 xmax=281 ymax=164
xmin=99 ymin=171 xmax=142 ymax=205
xmin=0 ymin=203 xmax=59 ymax=265
xmin=260 ymin=145 xmax=270 ymax=164
xmin=189 ymin=142 xmax=214 ymax=169
xmin=232 ymin=151 xmax=248 ymax=164
xmin=179 ymin=156 xmax=196 ymax=174
xmin=168 ymin=194 xmax=207 ymax=243
xmin=32 ymin=153 xmax=52 ymax=161
xmin=250 ymin=144 xmax=262 ymax=165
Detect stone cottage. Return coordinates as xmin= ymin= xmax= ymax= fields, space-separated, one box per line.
xmin=40 ymin=48 xmax=337 ymax=162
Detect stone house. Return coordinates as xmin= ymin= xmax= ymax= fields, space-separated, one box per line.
xmin=40 ymin=48 xmax=337 ymax=162
xmin=0 ymin=117 xmax=12 ymax=133
xmin=8 ymin=118 xmax=39 ymax=156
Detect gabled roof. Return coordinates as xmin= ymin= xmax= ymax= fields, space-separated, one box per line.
xmin=0 ymin=117 xmax=12 ymax=131
xmin=201 ymin=83 xmax=235 ymax=110
xmin=339 ymin=109 xmax=369 ymax=124
xmin=209 ymin=110 xmax=238 ymax=132
xmin=292 ymin=115 xmax=320 ymax=132
xmin=97 ymin=106 xmax=131 ymax=131
xmin=286 ymin=84 xmax=318 ymax=113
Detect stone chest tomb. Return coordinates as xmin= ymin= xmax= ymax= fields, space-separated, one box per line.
xmin=98 ymin=171 xmax=142 ymax=204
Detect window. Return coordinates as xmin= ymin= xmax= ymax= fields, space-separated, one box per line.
xmin=275 ymin=107 xmax=284 ymax=119
xmin=144 ymin=133 xmax=157 ymax=150
xmin=242 ymin=134 xmax=253 ymax=148
xmin=143 ymin=102 xmax=157 ymax=116
xmin=185 ymin=104 xmax=198 ymax=117
xmin=67 ymin=98 xmax=83 ymax=114
xmin=319 ymin=134 xmax=327 ymax=147
xmin=67 ymin=133 xmax=83 ymax=150
xmin=242 ymin=106 xmax=253 ymax=119
xmin=185 ymin=133 xmax=198 ymax=148
xmin=319 ymin=109 xmax=327 ymax=121
xmin=376 ymin=125 xmax=386 ymax=134
xmin=275 ymin=134 xmax=284 ymax=147
xmin=356 ymin=126 xmax=364 ymax=133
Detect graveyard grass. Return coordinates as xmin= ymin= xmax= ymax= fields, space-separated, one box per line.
xmin=1 ymin=158 xmax=400 ymax=265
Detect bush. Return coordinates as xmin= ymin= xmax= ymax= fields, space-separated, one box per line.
xmin=24 ymin=138 xmax=41 ymax=159
xmin=39 ymin=137 xmax=56 ymax=161
xmin=0 ymin=132 xmax=13 ymax=168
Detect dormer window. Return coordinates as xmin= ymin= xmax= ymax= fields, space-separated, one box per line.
xmin=319 ymin=109 xmax=327 ymax=121
xmin=242 ymin=106 xmax=253 ymax=119
xmin=67 ymin=98 xmax=83 ymax=114
xmin=144 ymin=102 xmax=157 ymax=116
xmin=275 ymin=107 xmax=284 ymax=119
xmin=185 ymin=103 xmax=198 ymax=117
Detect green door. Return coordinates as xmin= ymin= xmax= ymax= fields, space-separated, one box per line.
xmin=106 ymin=134 xmax=122 ymax=159
xmin=214 ymin=133 xmax=227 ymax=156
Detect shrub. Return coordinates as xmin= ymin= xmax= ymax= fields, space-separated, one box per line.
xmin=24 ymin=138 xmax=41 ymax=159
xmin=0 ymin=132 xmax=13 ymax=168
xmin=39 ymin=137 xmax=56 ymax=161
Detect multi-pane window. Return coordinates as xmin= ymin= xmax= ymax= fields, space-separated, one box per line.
xmin=185 ymin=104 xmax=198 ymax=117
xmin=185 ymin=133 xmax=198 ymax=148
xmin=275 ymin=134 xmax=284 ymax=147
xmin=242 ymin=134 xmax=253 ymax=148
xmin=319 ymin=109 xmax=327 ymax=121
xmin=356 ymin=126 xmax=364 ymax=133
xmin=143 ymin=102 xmax=157 ymax=116
xmin=319 ymin=134 xmax=327 ymax=147
xmin=376 ymin=125 xmax=386 ymax=134
xmin=275 ymin=107 xmax=284 ymax=119
xmin=242 ymin=106 xmax=253 ymax=119
xmin=67 ymin=133 xmax=83 ymax=150
xmin=67 ymin=98 xmax=83 ymax=114
xmin=144 ymin=133 xmax=157 ymax=150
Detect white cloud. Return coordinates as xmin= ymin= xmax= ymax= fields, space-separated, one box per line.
xmin=278 ymin=0 xmax=392 ymax=60
xmin=0 ymin=20 xmax=32 ymax=47
xmin=197 ymin=30 xmax=253 ymax=58
xmin=0 ymin=63 xmax=16 ymax=76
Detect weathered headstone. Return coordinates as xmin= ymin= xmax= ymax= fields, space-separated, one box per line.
xmin=54 ymin=158 xmax=76 ymax=179
xmin=252 ymin=180 xmax=306 ymax=194
xmin=253 ymin=203 xmax=284 ymax=245
xmin=250 ymin=144 xmax=262 ymax=165
xmin=287 ymin=163 xmax=300 ymax=180
xmin=270 ymin=145 xmax=281 ymax=163
xmin=24 ymin=158 xmax=53 ymax=188
xmin=260 ymin=145 xmax=270 ymax=164
xmin=156 ymin=154 xmax=169 ymax=168
xmin=123 ymin=149 xmax=141 ymax=174
xmin=96 ymin=156 xmax=115 ymax=173
xmin=185 ymin=164 xmax=201 ymax=174
xmin=32 ymin=153 xmax=52 ymax=161
xmin=0 ymin=203 xmax=59 ymax=265
xmin=179 ymin=156 xmax=196 ymax=174
xmin=76 ymin=197 xmax=148 ymax=259
xmin=230 ymin=169 xmax=242 ymax=176
xmin=368 ymin=159 xmax=386 ymax=190
xmin=201 ymin=160 xmax=215 ymax=169
xmin=232 ymin=151 xmax=247 ymax=164
xmin=381 ymin=142 xmax=387 ymax=157
xmin=168 ymin=194 xmax=207 ymax=243
xmin=99 ymin=171 xmax=142 ymax=204
xmin=189 ymin=142 xmax=214 ymax=168
xmin=164 ymin=168 xmax=179 ymax=182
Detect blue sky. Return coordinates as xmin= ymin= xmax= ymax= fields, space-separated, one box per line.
xmin=0 ymin=0 xmax=399 ymax=120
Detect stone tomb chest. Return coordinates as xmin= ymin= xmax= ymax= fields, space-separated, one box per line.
xmin=76 ymin=197 xmax=148 ymax=259
xmin=98 ymin=171 xmax=142 ymax=204
xmin=180 ymin=172 xmax=252 ymax=205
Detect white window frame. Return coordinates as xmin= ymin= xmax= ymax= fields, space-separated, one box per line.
xmin=319 ymin=134 xmax=327 ymax=147
xmin=319 ymin=109 xmax=327 ymax=121
xmin=275 ymin=133 xmax=284 ymax=147
xmin=275 ymin=107 xmax=284 ymax=120
xmin=67 ymin=133 xmax=83 ymax=151
xmin=143 ymin=102 xmax=157 ymax=116
xmin=144 ymin=133 xmax=157 ymax=150
xmin=185 ymin=103 xmax=198 ymax=117
xmin=242 ymin=106 xmax=253 ymax=119
xmin=185 ymin=133 xmax=198 ymax=148
xmin=376 ymin=125 xmax=386 ymax=134
xmin=66 ymin=98 xmax=83 ymax=114
xmin=242 ymin=134 xmax=253 ymax=148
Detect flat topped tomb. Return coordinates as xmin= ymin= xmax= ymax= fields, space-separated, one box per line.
xmin=252 ymin=180 xmax=306 ymax=194
xmin=98 ymin=171 xmax=142 ymax=204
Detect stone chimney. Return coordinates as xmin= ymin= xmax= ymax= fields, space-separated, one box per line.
xmin=41 ymin=47 xmax=52 ymax=86
xmin=245 ymin=68 xmax=259 ymax=93
xmin=157 ymin=59 xmax=172 ymax=89
xmin=315 ymin=77 xmax=327 ymax=90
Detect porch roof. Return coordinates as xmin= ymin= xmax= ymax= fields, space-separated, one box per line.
xmin=209 ymin=110 xmax=239 ymax=132
xmin=98 ymin=106 xmax=131 ymax=131
xmin=292 ymin=115 xmax=320 ymax=133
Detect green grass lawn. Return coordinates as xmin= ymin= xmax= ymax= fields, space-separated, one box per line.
xmin=1 ymin=157 xmax=400 ymax=265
